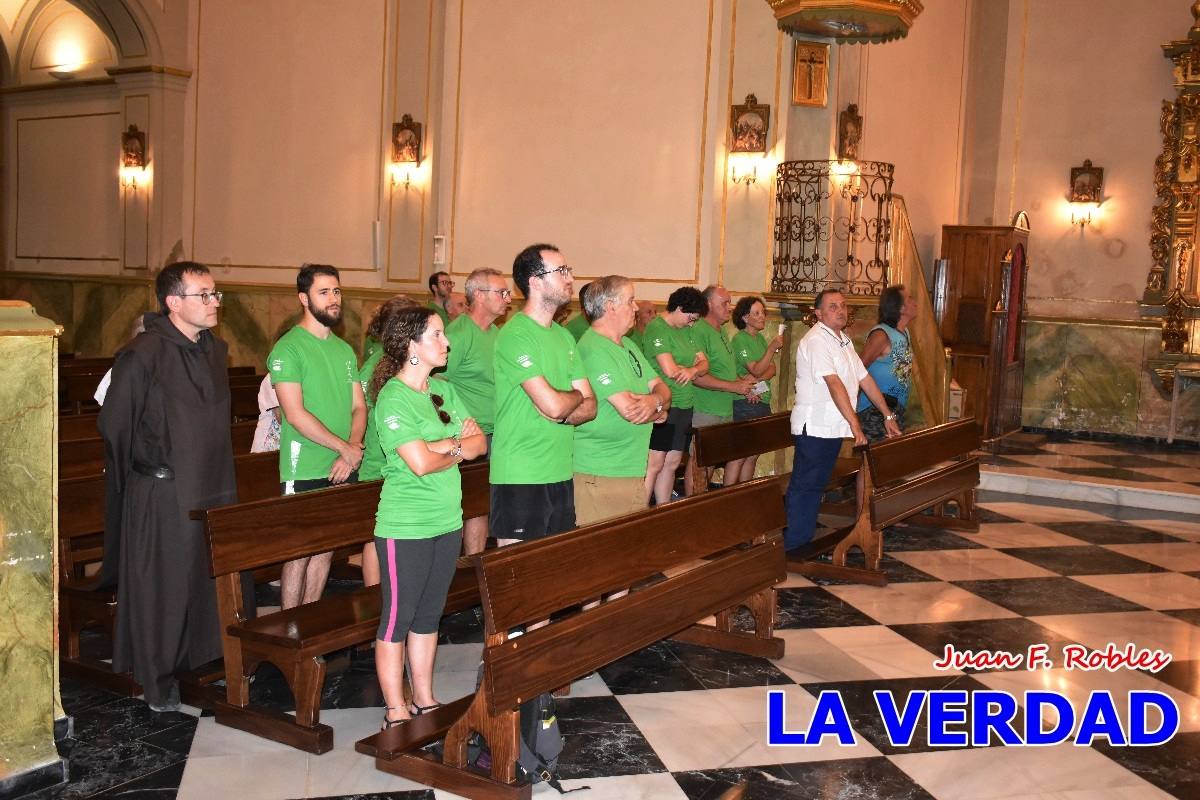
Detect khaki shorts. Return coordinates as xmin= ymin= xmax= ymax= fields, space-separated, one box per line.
xmin=572 ymin=473 xmax=647 ymax=527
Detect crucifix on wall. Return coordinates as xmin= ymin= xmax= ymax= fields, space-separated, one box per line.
xmin=792 ymin=41 xmax=829 ymax=107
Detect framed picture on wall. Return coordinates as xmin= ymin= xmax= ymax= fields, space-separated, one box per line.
xmin=730 ymin=93 xmax=770 ymax=154
xmin=1069 ymin=159 xmax=1103 ymax=202
xmin=121 ymin=125 xmax=146 ymax=168
xmin=792 ymin=41 xmax=829 ymax=107
xmin=391 ymin=114 xmax=422 ymax=164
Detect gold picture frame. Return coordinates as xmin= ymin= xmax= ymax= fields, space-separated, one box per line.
xmin=792 ymin=41 xmax=829 ymax=108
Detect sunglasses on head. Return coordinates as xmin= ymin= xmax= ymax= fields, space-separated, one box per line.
xmin=430 ymin=393 xmax=451 ymax=424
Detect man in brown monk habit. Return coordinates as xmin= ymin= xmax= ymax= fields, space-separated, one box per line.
xmin=99 ymin=261 xmax=240 ymax=712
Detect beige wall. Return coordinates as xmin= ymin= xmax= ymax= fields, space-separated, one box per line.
xmin=974 ymin=0 xmax=1183 ymax=319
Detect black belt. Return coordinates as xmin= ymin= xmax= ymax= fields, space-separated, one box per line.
xmin=132 ymin=462 xmax=174 ymax=480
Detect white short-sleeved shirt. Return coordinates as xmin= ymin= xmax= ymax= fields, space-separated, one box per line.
xmin=790 ymin=321 xmax=868 ymax=438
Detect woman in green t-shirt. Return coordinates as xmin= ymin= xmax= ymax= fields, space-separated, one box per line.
xmin=727 ymin=296 xmax=784 ymax=485
xmin=357 ymin=295 xmax=418 ymax=588
xmin=643 ymin=286 xmax=710 ymax=504
xmin=367 ymin=307 xmax=487 ymax=729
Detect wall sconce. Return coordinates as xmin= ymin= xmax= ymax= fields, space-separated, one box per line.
xmin=389 ymin=113 xmax=422 ymax=190
xmin=120 ymin=124 xmax=146 ymax=190
xmin=830 ymin=159 xmax=863 ymax=199
xmin=730 ymin=156 xmax=759 ymax=185
xmin=1067 ymin=159 xmax=1104 ymax=229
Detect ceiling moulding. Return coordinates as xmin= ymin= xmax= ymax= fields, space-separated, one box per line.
xmin=766 ymin=0 xmax=923 ymax=44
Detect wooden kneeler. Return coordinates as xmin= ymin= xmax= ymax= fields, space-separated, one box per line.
xmin=788 ymin=419 xmax=981 ymax=586
xmin=357 ymin=477 xmax=787 ymax=799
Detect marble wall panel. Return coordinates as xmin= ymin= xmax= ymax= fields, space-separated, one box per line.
xmin=0 ymin=327 xmax=59 ymax=781
xmin=215 ymin=290 xmax=272 ymax=372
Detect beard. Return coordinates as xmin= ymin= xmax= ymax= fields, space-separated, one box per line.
xmin=311 ymin=305 xmax=342 ymax=328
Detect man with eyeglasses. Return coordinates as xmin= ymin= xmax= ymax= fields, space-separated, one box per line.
xmin=267 ymin=264 xmax=366 ymax=609
xmin=427 ymin=271 xmax=455 ymax=324
xmin=98 ymin=261 xmax=238 ymax=712
xmin=785 ymin=289 xmax=899 ymax=552
xmin=491 ymin=244 xmax=596 ymax=548
xmin=442 ymin=268 xmax=511 ymax=553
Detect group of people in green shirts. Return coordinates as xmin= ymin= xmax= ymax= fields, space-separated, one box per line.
xmin=264 ymin=251 xmax=785 ymax=731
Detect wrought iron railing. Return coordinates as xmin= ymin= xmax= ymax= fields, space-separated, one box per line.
xmin=771 ymin=160 xmax=894 ymax=296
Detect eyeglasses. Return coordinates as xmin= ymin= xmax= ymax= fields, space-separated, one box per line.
xmin=626 ymin=347 xmax=643 ymax=377
xmin=177 ymin=291 xmax=223 ymax=305
xmin=479 ymin=288 xmax=513 ymax=299
xmin=430 ymin=393 xmax=451 ymax=424
xmin=533 ymin=265 xmax=573 ymax=278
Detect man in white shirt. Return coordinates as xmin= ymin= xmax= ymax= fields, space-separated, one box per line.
xmin=785 ymin=289 xmax=900 ymax=550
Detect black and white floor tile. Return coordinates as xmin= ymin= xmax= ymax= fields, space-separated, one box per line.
xmin=30 ymin=438 xmax=1200 ymax=799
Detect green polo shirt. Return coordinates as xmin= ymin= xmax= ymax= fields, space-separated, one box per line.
xmin=732 ymin=329 xmax=772 ymax=405
xmin=491 ymin=312 xmax=585 ymax=484
xmin=574 ymin=329 xmax=657 ymax=477
xmin=267 ymin=325 xmax=359 ymax=481
xmin=643 ymin=316 xmax=699 ymax=410
xmin=689 ymin=320 xmax=738 ymax=417
xmin=565 ymin=313 xmax=590 ymax=341
xmin=374 ymin=379 xmax=465 ymax=539
xmin=443 ymin=313 xmax=499 ymax=433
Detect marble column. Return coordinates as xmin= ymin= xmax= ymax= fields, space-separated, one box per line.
xmin=0 ymin=301 xmax=66 ymax=796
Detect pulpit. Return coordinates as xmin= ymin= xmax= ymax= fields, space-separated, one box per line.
xmin=937 ymin=219 xmax=1031 ymax=440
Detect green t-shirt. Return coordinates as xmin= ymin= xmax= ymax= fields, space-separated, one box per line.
xmin=362 ymin=335 xmax=381 ymax=364
xmin=267 ymin=326 xmax=359 ymax=481
xmin=565 ymin=313 xmax=590 ymax=341
xmin=374 ymin=379 xmax=465 ymax=538
xmin=426 ymin=300 xmax=449 ymax=325
xmin=443 ymin=314 xmax=499 ymax=433
xmin=689 ymin=320 xmax=738 ymax=417
xmin=627 ymin=327 xmax=646 ymax=356
xmin=643 ymin=316 xmax=698 ymax=410
xmin=574 ymin=329 xmax=657 ymax=477
xmin=358 ymin=349 xmax=386 ymax=480
xmin=732 ymin=329 xmax=771 ymax=405
xmin=491 ymin=312 xmax=585 ymax=484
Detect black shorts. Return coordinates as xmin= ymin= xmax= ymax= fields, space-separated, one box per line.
xmin=490 ymin=480 xmax=576 ymax=540
xmin=649 ymin=407 xmax=694 ymax=453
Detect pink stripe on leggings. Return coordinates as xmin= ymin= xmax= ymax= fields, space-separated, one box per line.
xmin=383 ymin=538 xmax=399 ymax=642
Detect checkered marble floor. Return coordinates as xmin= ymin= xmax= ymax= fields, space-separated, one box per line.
xmin=978 ymin=431 xmax=1200 ymax=497
xmin=38 ymin=489 xmax=1200 ymax=800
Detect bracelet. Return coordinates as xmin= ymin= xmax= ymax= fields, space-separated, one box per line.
xmin=448 ymin=445 xmax=463 ymax=460
xmin=884 ymin=413 xmax=897 ymax=422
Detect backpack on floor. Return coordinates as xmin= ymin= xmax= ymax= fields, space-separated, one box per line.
xmin=467 ymin=691 xmax=585 ymax=793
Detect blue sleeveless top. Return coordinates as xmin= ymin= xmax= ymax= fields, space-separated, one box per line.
xmin=856 ymin=324 xmax=912 ymax=411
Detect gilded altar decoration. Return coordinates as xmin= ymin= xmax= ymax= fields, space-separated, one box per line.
xmin=1141 ymin=5 xmax=1200 ymax=392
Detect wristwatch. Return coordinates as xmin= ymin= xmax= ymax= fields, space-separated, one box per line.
xmin=884 ymin=413 xmax=897 ymax=422
xmin=655 ymin=399 xmax=664 ymax=414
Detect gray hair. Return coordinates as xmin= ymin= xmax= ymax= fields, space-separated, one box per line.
xmin=583 ymin=275 xmax=632 ymax=322
xmin=464 ymin=268 xmax=504 ymax=305
xmin=702 ymin=284 xmax=723 ymax=302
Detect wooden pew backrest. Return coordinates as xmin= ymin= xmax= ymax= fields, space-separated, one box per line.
xmin=205 ymin=460 xmax=489 ymax=577
xmin=476 ymin=476 xmax=785 ymax=636
xmin=692 ymin=412 xmax=791 ymax=468
xmin=866 ymin=419 xmax=981 ymax=487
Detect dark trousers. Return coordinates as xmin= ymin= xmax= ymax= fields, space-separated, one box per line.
xmin=784 ymin=430 xmax=844 ymax=550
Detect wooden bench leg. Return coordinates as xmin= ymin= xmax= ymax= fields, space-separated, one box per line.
xmin=288 ymin=656 xmax=327 ymax=728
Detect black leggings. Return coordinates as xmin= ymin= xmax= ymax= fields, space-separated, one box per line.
xmin=375 ymin=529 xmax=463 ymax=642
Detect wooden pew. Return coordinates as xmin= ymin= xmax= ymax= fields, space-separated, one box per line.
xmin=198 ymin=461 xmax=491 ymax=754
xmin=58 ymin=450 xmax=283 ymax=695
xmin=689 ymin=411 xmax=859 ymax=504
xmin=355 ymin=477 xmax=786 ymax=798
xmin=788 ymin=419 xmax=980 ymax=586
xmin=59 ymin=419 xmax=257 ymax=478
xmin=59 ymin=364 xmax=258 ymax=413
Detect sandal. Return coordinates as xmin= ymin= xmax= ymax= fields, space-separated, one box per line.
xmin=382 ymin=707 xmax=408 ymax=730
xmin=409 ymin=702 xmax=442 ymax=716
